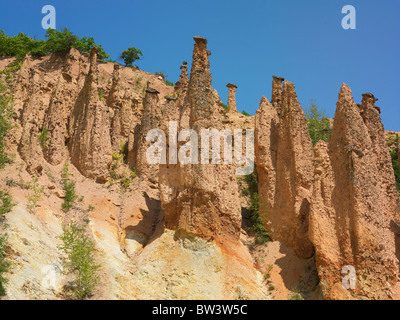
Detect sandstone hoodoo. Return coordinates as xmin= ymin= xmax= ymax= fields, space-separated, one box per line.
xmin=175 ymin=61 xmax=189 ymax=93
xmin=159 ymin=36 xmax=242 ymax=243
xmin=226 ymin=83 xmax=238 ymax=113
xmin=135 ymin=87 xmax=162 ymax=183
xmin=254 ymin=95 xmax=278 ymax=230
xmin=69 ymin=47 xmax=112 ymax=183
xmin=1 ymin=31 xmax=399 ymax=301
xmin=309 ymin=84 xmax=400 ymax=300
xmin=255 ymin=77 xmax=314 ymax=259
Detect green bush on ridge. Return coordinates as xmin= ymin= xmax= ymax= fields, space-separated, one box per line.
xmin=0 ymin=27 xmax=109 ymax=60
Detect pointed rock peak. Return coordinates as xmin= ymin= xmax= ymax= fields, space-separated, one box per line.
xmin=282 ymin=80 xmax=301 ymax=105
xmin=339 ymin=82 xmax=352 ymax=95
xmin=338 ymin=83 xmax=356 ymax=105
xmin=259 ymin=95 xmax=272 ymax=109
xmin=283 ymin=80 xmax=295 ymax=92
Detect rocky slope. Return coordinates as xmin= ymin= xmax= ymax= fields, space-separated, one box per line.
xmin=0 ymin=36 xmax=399 ymax=300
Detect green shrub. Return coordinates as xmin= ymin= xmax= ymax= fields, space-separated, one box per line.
xmin=120 ymin=141 xmax=128 ymax=162
xmin=289 ymin=292 xmax=304 ymax=300
xmin=98 ymin=88 xmax=105 ymax=101
xmin=109 ymin=152 xmax=136 ymax=189
xmin=38 ymin=127 xmax=50 ymax=150
xmin=135 ymin=76 xmax=142 ymax=86
xmin=241 ymin=110 xmax=251 ymax=117
xmin=0 ymin=191 xmax=14 ymax=217
xmin=0 ymin=234 xmax=10 ymax=296
xmin=57 ymin=221 xmax=100 ymax=299
xmin=388 ymin=134 xmax=400 ymax=194
xmin=0 ymin=70 xmax=14 ymax=168
xmin=61 ymin=164 xmax=78 ymax=212
xmin=0 ymin=28 xmax=109 ymax=60
xmin=27 ymin=177 xmax=43 ymax=213
xmin=304 ymin=100 xmax=332 ymax=146
xmin=155 ymin=71 xmax=175 ymax=87
xmin=244 ymin=171 xmax=271 ymax=245
xmin=44 ymin=28 xmax=109 ymax=59
xmin=120 ymin=47 xmax=142 ymax=66
xmin=0 ymin=29 xmax=46 ymax=59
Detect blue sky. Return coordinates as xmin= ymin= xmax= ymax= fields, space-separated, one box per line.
xmin=1 ymin=0 xmax=399 ymax=131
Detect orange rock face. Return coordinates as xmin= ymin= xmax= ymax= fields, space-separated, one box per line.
xmin=3 ymin=36 xmax=400 ymax=300
xmin=309 ymin=84 xmax=400 ymax=299
xmin=255 ymin=79 xmax=314 ymax=259
xmin=5 ymin=43 xmax=173 ymax=181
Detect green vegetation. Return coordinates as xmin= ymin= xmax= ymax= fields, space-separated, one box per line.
xmin=304 ymin=100 xmax=332 ymax=146
xmin=109 ymin=152 xmax=137 ymax=189
xmin=0 ymin=28 xmax=109 ymax=60
xmin=98 ymin=88 xmax=105 ymax=101
xmin=0 ymin=191 xmax=14 ymax=297
xmin=38 ymin=127 xmax=50 ymax=150
xmin=61 ymin=164 xmax=78 ymax=212
xmin=0 ymin=66 xmax=14 ymax=296
xmin=222 ymin=104 xmax=229 ymax=112
xmin=58 ymin=220 xmax=100 ymax=299
xmin=387 ymin=134 xmax=400 ymax=194
xmin=0 ymin=234 xmax=9 ymax=296
xmin=120 ymin=141 xmax=128 ymax=162
xmin=135 ymin=76 xmax=143 ymax=87
xmin=0 ymin=191 xmax=14 ymax=216
xmin=155 ymin=71 xmax=175 ymax=87
xmin=241 ymin=110 xmax=251 ymax=117
xmin=243 ymin=170 xmax=271 ymax=245
xmin=120 ymin=47 xmax=143 ymax=66
xmin=0 ymin=68 xmax=14 ymax=168
xmin=263 ymin=264 xmax=273 ymax=282
xmin=289 ymin=291 xmax=304 ymax=300
xmin=27 ymin=177 xmax=44 ymax=213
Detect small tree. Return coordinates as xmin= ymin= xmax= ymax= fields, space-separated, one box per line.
xmin=27 ymin=177 xmax=43 ymax=214
xmin=0 ymin=191 xmax=14 ymax=216
xmin=388 ymin=134 xmax=400 ymax=193
xmin=120 ymin=47 xmax=142 ymax=66
xmin=61 ymin=164 xmax=78 ymax=212
xmin=58 ymin=221 xmax=100 ymax=299
xmin=305 ymin=100 xmax=332 ymax=146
